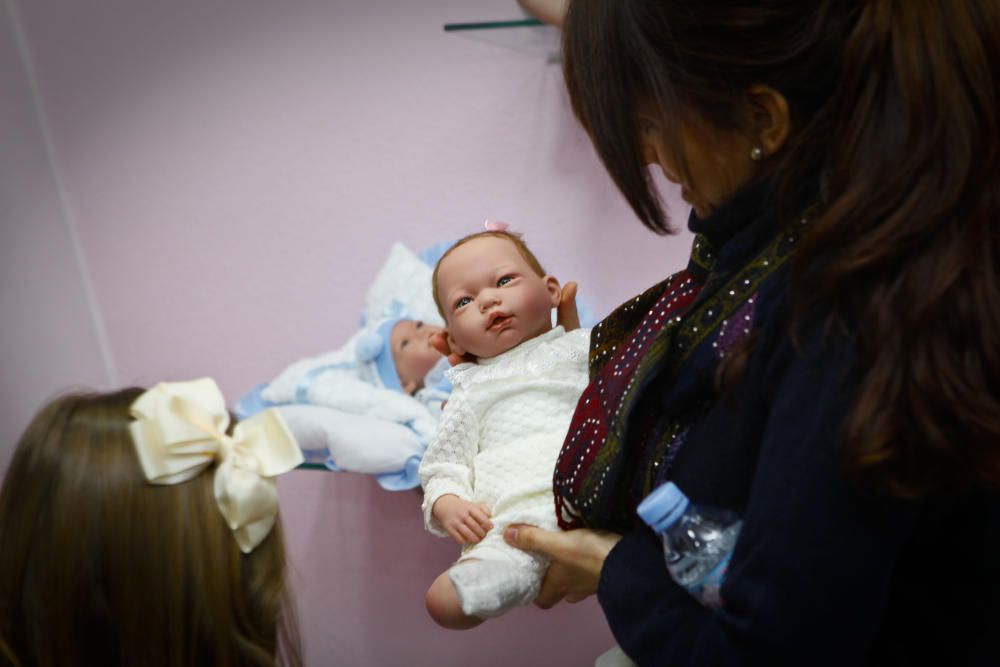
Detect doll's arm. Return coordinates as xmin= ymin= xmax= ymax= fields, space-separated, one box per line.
xmin=419 ymin=388 xmax=480 ymax=537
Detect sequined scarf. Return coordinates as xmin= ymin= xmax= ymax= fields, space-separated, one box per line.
xmin=554 ymin=196 xmax=815 ymax=532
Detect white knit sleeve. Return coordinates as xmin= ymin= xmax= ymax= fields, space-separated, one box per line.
xmin=419 ymin=387 xmax=479 ymax=536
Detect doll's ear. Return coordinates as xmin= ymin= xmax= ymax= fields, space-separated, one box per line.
xmin=446 ymin=330 xmax=467 ymax=358
xmin=545 ymin=275 xmax=562 ymax=308
xmin=429 ymin=329 xmax=451 ymax=357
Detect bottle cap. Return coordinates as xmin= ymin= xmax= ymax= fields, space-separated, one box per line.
xmin=636 ymin=481 xmax=689 ymax=533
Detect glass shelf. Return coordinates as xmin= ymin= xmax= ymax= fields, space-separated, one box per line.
xmin=443 ymin=19 xmax=560 ymax=61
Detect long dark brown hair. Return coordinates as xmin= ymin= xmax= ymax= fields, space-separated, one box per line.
xmin=0 ymin=389 xmax=302 ymax=666
xmin=562 ymin=0 xmax=1000 ymax=497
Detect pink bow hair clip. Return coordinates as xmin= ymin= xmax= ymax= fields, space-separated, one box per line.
xmin=483 ymin=219 xmax=523 ymax=237
xmin=484 ymin=219 xmax=509 ymax=232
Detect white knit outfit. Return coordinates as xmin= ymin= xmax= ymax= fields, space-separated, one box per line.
xmin=419 ymin=326 xmax=590 ymax=618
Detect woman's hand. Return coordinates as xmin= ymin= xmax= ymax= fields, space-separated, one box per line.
xmin=430 ymin=281 xmax=580 ymax=365
xmin=432 ymin=494 xmax=494 ymax=545
xmin=556 ymin=281 xmax=580 ymax=331
xmin=504 ymin=524 xmax=622 ymax=608
xmin=518 ymin=0 xmax=569 ymax=28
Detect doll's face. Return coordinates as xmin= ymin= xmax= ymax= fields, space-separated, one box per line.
xmin=436 ymin=236 xmax=560 ymax=359
xmin=390 ymin=320 xmax=444 ymax=394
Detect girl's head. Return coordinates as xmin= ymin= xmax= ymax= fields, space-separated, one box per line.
xmin=433 ymin=232 xmax=560 ymax=359
xmin=0 ymin=386 xmax=301 ymax=666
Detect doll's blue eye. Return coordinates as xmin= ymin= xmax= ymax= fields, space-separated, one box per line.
xmin=455 ymin=296 xmax=472 ymax=309
xmin=497 ymin=275 xmax=513 ymax=287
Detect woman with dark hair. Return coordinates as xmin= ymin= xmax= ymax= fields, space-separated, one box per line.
xmin=499 ymin=1 xmax=1000 ymax=664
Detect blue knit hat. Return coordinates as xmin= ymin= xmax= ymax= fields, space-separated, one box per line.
xmin=356 ymin=318 xmax=403 ymax=393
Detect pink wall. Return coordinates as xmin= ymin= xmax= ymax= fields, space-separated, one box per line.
xmin=3 ymin=0 xmax=693 ymax=663
xmin=0 ymin=1 xmax=111 ymax=468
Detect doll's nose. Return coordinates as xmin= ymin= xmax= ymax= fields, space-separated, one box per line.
xmin=478 ymin=292 xmax=501 ymax=311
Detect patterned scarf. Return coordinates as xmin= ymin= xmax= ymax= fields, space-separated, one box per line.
xmin=554 ymin=189 xmax=815 ymax=532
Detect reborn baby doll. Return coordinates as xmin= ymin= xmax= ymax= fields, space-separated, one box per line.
xmin=419 ymin=229 xmax=589 ymax=629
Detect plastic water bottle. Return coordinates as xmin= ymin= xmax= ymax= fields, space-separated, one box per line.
xmin=636 ymin=482 xmax=742 ymax=609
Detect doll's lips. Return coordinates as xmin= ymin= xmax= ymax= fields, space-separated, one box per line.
xmin=487 ymin=312 xmax=512 ymax=331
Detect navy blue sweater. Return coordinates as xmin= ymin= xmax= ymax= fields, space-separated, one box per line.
xmin=595 ymin=194 xmax=1000 ymax=665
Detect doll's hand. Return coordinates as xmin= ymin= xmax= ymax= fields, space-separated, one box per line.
xmin=432 ymin=494 xmax=494 ymax=545
xmin=429 ymin=282 xmax=580 ymax=365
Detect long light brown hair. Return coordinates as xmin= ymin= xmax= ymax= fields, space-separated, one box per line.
xmin=0 ymin=388 xmax=302 ymax=666
xmin=562 ymin=0 xmax=1000 ymax=497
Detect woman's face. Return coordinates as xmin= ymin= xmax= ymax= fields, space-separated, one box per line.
xmin=638 ymin=107 xmax=758 ymax=219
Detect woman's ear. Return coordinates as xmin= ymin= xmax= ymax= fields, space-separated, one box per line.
xmin=638 ymin=117 xmax=661 ymax=166
xmin=640 ymin=136 xmax=659 ymax=166
xmin=745 ymin=84 xmax=790 ymax=158
xmin=545 ymin=276 xmax=562 ymax=308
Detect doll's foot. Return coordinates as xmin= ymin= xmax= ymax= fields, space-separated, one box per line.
xmin=448 ymin=560 xmax=539 ymax=618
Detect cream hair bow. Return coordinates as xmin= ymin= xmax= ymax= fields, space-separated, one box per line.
xmin=129 ymin=378 xmax=303 ymax=553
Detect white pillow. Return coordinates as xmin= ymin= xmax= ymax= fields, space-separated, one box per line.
xmin=363 ymin=242 xmax=444 ymax=327
xmin=276 ymin=404 xmax=424 ymax=475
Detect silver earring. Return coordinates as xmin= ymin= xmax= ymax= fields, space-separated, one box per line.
xmin=750 ymin=146 xmax=764 ymax=161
